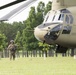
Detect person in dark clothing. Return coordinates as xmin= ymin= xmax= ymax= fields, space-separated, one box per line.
xmin=8 ymin=40 xmax=16 ymax=60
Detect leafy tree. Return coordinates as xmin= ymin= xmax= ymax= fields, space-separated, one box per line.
xmin=37 ymin=1 xmax=45 ymax=12
xmin=36 ymin=1 xmax=45 ymax=24
xmin=0 ymin=22 xmax=12 ymax=42
xmin=22 ymin=7 xmax=39 ymax=51
xmin=38 ymin=42 xmax=56 ymax=57
xmin=14 ymin=31 xmax=22 ymax=50
xmin=38 ymin=42 xmax=50 ymax=51
xmin=12 ymin=22 xmax=25 ymax=33
xmin=0 ymin=21 xmax=25 ymax=42
xmin=0 ymin=33 xmax=7 ymax=51
xmin=44 ymin=1 xmax=52 ymax=15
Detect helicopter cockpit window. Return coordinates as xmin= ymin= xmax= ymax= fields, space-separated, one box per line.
xmin=43 ymin=9 xmax=73 ymax=24
xmin=60 ymin=9 xmax=73 ymax=24
xmin=58 ymin=14 xmax=64 ymax=21
xmin=52 ymin=9 xmax=73 ymax=23
xmin=43 ymin=11 xmax=55 ymax=23
xmin=48 ymin=25 xmax=62 ymax=40
xmin=65 ymin=15 xmax=73 ymax=24
xmin=65 ymin=15 xmax=69 ymax=24
xmin=52 ymin=9 xmax=73 ymax=34
xmin=69 ymin=15 xmax=73 ymax=24
xmin=53 ymin=13 xmax=60 ymax=21
xmin=62 ymin=26 xmax=72 ymax=34
xmin=53 ymin=13 xmax=64 ymax=21
xmin=60 ymin=9 xmax=70 ymax=13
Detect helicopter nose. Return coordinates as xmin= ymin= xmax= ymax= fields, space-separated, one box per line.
xmin=34 ymin=27 xmax=47 ymax=42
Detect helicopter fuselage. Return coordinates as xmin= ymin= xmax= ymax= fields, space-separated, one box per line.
xmin=34 ymin=6 xmax=76 ymax=48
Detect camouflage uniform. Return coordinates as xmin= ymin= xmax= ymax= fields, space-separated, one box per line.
xmin=8 ymin=40 xmax=16 ymax=60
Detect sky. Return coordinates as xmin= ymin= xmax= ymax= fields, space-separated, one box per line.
xmin=0 ymin=0 xmax=52 ymax=23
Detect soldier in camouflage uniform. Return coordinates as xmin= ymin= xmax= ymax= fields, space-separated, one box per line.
xmin=8 ymin=40 xmax=16 ymax=60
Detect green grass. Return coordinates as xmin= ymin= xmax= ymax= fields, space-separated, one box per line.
xmin=0 ymin=56 xmax=76 ymax=75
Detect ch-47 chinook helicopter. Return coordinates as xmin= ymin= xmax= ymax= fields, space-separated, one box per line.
xmin=0 ymin=0 xmax=76 ymax=54
xmin=34 ymin=0 xmax=76 ymax=54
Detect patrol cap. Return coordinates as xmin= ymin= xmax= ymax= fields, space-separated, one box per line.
xmin=10 ymin=40 xmax=14 ymax=43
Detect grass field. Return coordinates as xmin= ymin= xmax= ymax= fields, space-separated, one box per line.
xmin=0 ymin=56 xmax=76 ymax=75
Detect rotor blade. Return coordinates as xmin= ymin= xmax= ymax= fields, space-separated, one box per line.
xmin=0 ymin=0 xmax=26 ymax=10
xmin=0 ymin=0 xmax=37 ymax=21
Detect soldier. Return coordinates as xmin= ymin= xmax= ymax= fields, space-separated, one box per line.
xmin=8 ymin=40 xmax=16 ymax=60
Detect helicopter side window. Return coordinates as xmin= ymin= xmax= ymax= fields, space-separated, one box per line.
xmin=60 ymin=9 xmax=73 ymax=24
xmin=62 ymin=15 xmax=72 ymax=34
xmin=60 ymin=9 xmax=70 ymax=13
xmin=58 ymin=14 xmax=64 ymax=21
xmin=52 ymin=15 xmax=55 ymax=21
xmin=65 ymin=15 xmax=69 ymax=24
xmin=58 ymin=14 xmax=61 ymax=20
xmin=53 ymin=13 xmax=60 ymax=21
xmin=65 ymin=15 xmax=73 ymax=24
xmin=69 ymin=15 xmax=73 ymax=24
xmin=62 ymin=26 xmax=72 ymax=34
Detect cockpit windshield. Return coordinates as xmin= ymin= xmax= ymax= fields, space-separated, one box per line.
xmin=43 ymin=11 xmax=55 ymax=23
xmin=52 ymin=12 xmax=64 ymax=21
xmin=44 ymin=9 xmax=73 ymax=24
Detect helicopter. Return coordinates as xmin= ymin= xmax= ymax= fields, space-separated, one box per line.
xmin=34 ymin=0 xmax=76 ymax=54
xmin=0 ymin=0 xmax=76 ymax=54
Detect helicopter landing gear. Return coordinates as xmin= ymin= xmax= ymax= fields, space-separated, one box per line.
xmin=56 ymin=45 xmax=68 ymax=53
